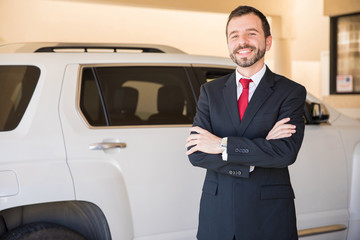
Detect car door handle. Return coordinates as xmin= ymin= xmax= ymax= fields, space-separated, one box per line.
xmin=89 ymin=142 xmax=127 ymax=150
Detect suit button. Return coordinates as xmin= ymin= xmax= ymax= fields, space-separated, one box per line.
xmin=229 ymin=170 xmax=241 ymax=176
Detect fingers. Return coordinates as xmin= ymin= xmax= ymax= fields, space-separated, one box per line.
xmin=185 ymin=134 xmax=198 ymax=148
xmin=269 ymin=125 xmax=296 ymax=139
xmin=273 ymin=117 xmax=291 ymax=128
xmin=270 ymin=127 xmax=296 ymax=139
xmin=189 ymin=126 xmax=207 ymax=135
xmin=185 ymin=127 xmax=204 ymax=147
xmin=186 ymin=145 xmax=198 ymax=155
xmin=268 ymin=126 xmax=296 ymax=140
xmin=185 ymin=126 xmax=203 ymax=155
xmin=266 ymin=118 xmax=296 ymax=140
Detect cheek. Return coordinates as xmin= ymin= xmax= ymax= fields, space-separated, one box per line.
xmin=227 ymin=41 xmax=236 ymax=53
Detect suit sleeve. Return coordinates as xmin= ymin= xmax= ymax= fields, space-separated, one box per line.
xmin=227 ymin=84 xmax=307 ymax=168
xmin=187 ymin=84 xmax=251 ymax=178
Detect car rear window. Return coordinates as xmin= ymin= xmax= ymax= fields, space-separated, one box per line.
xmin=0 ymin=66 xmax=40 ymax=131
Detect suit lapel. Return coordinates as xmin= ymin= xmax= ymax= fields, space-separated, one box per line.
xmin=238 ymin=68 xmax=275 ymax=136
xmin=222 ymin=73 xmax=241 ymax=131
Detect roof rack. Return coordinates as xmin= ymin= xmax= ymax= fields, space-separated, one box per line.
xmin=0 ymin=42 xmax=186 ymax=54
xmin=36 ymin=45 xmax=164 ymax=53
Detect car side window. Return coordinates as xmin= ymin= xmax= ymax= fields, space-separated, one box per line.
xmin=0 ymin=66 xmax=40 ymax=131
xmin=193 ymin=67 xmax=235 ymax=83
xmin=79 ymin=66 xmax=196 ymax=126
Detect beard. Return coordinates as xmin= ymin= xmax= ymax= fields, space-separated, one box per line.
xmin=230 ymin=44 xmax=266 ymax=68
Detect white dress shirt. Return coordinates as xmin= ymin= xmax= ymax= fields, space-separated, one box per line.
xmin=235 ymin=64 xmax=267 ymax=102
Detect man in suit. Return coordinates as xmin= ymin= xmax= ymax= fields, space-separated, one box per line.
xmin=186 ymin=5 xmax=306 ymax=240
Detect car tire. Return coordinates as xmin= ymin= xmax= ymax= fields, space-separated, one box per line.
xmin=0 ymin=222 xmax=87 ymax=240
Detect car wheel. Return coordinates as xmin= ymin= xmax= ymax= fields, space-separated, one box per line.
xmin=0 ymin=222 xmax=87 ymax=240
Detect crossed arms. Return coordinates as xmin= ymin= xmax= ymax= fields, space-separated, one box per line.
xmin=185 ymin=82 xmax=306 ymax=176
xmin=186 ymin=117 xmax=296 ymax=155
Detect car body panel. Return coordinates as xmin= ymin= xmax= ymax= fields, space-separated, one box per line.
xmin=0 ymin=60 xmax=74 ymax=210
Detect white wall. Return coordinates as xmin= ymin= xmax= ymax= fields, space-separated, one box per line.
xmin=0 ymin=0 xmax=230 ymax=57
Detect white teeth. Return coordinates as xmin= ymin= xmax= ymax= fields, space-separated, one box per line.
xmin=239 ymin=50 xmax=250 ymax=54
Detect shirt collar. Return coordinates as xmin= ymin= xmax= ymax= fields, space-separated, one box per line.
xmin=235 ymin=64 xmax=267 ymax=88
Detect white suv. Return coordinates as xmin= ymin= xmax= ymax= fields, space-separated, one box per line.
xmin=0 ymin=43 xmax=359 ymax=240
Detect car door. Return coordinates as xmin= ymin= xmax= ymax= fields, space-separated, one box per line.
xmin=59 ymin=63 xmax=205 ymax=240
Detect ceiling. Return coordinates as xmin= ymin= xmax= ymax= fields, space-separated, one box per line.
xmin=62 ymin=0 xmax=286 ymax=16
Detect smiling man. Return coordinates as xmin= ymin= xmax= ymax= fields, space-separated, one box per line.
xmin=186 ymin=5 xmax=307 ymax=240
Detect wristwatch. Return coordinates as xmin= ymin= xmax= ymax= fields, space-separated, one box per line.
xmin=220 ymin=137 xmax=228 ymax=152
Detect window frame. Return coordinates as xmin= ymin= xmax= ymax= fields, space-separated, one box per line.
xmin=330 ymin=12 xmax=360 ymax=94
xmin=77 ymin=63 xmax=199 ymax=128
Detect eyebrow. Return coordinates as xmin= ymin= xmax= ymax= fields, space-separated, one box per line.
xmin=228 ymin=30 xmax=238 ymax=37
xmin=246 ymin=28 xmax=260 ymax=33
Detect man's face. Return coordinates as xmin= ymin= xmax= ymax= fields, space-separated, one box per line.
xmin=227 ymin=13 xmax=272 ymax=69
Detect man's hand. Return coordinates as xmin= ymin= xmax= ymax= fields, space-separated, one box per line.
xmin=266 ymin=117 xmax=296 ymax=140
xmin=185 ymin=126 xmax=222 ymax=155
xmin=185 ymin=118 xmax=295 ymax=155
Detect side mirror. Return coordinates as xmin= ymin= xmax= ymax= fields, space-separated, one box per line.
xmin=304 ymin=101 xmax=330 ymax=124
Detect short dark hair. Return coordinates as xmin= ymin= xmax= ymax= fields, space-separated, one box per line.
xmin=226 ymin=5 xmax=271 ymax=38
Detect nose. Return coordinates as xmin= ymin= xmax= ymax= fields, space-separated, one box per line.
xmin=237 ymin=34 xmax=249 ymax=46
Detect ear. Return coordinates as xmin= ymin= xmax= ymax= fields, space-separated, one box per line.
xmin=265 ymin=35 xmax=272 ymax=51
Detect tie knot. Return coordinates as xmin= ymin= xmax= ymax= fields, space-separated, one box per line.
xmin=240 ymin=78 xmax=252 ymax=89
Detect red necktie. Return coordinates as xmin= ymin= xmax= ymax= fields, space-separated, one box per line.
xmin=238 ymin=78 xmax=252 ymax=121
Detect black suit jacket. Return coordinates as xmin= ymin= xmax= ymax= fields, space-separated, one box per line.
xmin=188 ymin=67 xmax=306 ymax=240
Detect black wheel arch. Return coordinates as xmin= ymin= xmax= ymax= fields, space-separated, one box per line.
xmin=0 ymin=201 xmax=111 ymax=240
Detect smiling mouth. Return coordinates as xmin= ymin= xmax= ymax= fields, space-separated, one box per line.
xmin=238 ymin=49 xmax=252 ymax=54
xmin=234 ymin=46 xmax=254 ymax=56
